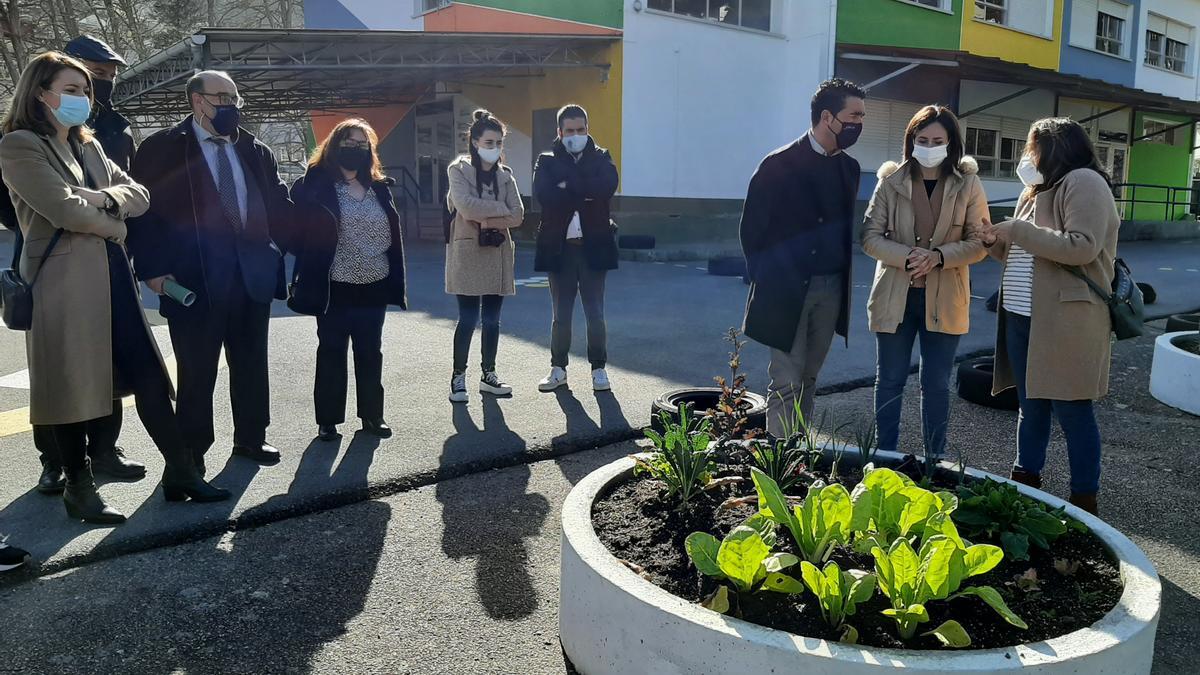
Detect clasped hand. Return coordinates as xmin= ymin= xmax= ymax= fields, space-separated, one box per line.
xmin=72 ymin=186 xmax=108 ymax=209
xmin=906 ymin=247 xmax=939 ymax=279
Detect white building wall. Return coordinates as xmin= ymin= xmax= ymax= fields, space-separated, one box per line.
xmin=328 ymin=0 xmax=426 ymax=29
xmin=619 ymin=0 xmax=834 ymax=200
xmin=1135 ymin=0 xmax=1200 ymax=99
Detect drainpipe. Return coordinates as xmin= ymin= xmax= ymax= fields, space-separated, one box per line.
xmin=827 ymin=0 xmax=838 ymax=79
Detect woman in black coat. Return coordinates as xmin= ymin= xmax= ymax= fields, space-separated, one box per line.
xmin=289 ymin=119 xmax=406 ymax=441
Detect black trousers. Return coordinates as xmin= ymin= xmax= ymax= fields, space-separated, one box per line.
xmin=315 ymin=300 xmax=386 ymax=425
xmin=167 ymin=275 xmax=271 ymax=454
xmin=33 ymin=404 xmax=122 ymax=465
xmin=51 ymin=244 xmax=183 ymax=471
xmin=453 ymin=294 xmax=504 ymax=373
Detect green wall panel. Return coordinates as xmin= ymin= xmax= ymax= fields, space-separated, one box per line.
xmin=1128 ymin=112 xmax=1194 ymax=220
xmin=459 ymin=1 xmax=623 ymax=29
xmin=837 ymin=0 xmax=962 ymax=50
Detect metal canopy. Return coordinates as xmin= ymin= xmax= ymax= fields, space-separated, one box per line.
xmin=114 ymin=28 xmax=617 ymax=124
xmin=839 ymin=44 xmax=1200 ymax=119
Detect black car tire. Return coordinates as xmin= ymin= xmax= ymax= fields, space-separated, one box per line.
xmin=650 ymin=387 xmax=768 ymax=434
xmin=956 ymin=356 xmax=1019 ymax=411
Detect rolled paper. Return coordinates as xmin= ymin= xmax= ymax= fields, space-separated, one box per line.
xmin=162 ymin=278 xmax=196 ymax=307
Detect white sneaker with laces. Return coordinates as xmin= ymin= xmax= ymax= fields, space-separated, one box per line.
xmin=538 ymin=367 xmax=568 ymax=392
xmin=449 ymin=372 xmax=469 ymax=403
xmin=592 ymin=368 xmax=611 ymax=392
xmin=480 ymin=370 xmax=513 ymax=396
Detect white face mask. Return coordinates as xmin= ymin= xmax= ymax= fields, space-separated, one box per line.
xmin=562 ymin=134 xmax=588 ymax=154
xmin=1016 ymin=155 xmax=1044 ymax=187
xmin=912 ymin=143 xmax=948 ymax=169
xmin=476 ymin=146 xmax=501 ymax=164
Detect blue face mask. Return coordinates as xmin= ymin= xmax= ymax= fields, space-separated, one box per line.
xmin=45 ymin=92 xmax=92 ymax=128
xmin=210 ymin=105 xmax=241 ymax=137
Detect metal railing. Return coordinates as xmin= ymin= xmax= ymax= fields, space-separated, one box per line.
xmin=385 ymin=165 xmax=422 ymax=241
xmin=988 ymin=182 xmax=1198 ymax=221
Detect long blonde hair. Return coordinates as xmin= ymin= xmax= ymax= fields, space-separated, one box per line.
xmin=2 ymin=51 xmax=94 ymax=143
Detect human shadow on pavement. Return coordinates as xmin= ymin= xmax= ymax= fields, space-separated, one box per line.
xmin=437 ymin=398 xmax=549 ymax=621
xmin=552 ymin=389 xmax=633 ymax=486
xmin=1155 ymin=576 xmax=1200 ymax=674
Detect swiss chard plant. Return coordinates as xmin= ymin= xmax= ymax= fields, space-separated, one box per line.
xmin=634 ymin=404 xmax=715 ymax=508
xmin=751 ymin=467 xmax=852 ymax=564
xmin=685 ymin=514 xmax=804 ymax=614
xmin=871 ymin=535 xmax=1027 ymax=647
xmin=952 ymin=478 xmax=1080 ymax=561
xmin=798 ymin=560 xmax=877 ymax=644
xmin=850 ymin=467 xmax=959 ymax=554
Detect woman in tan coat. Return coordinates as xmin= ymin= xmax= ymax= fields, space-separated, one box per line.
xmin=862 ymin=105 xmax=988 ymax=460
xmin=445 ymin=110 xmax=524 ymax=403
xmin=979 ymin=118 xmax=1119 ymax=515
xmin=0 ymin=52 xmax=227 ymax=525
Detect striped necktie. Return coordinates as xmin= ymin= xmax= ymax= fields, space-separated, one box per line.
xmin=208 ymin=137 xmax=243 ymax=230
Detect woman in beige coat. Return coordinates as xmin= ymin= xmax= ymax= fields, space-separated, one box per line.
xmin=862 ymin=105 xmax=988 ymax=460
xmin=0 ymin=52 xmax=227 ymax=525
xmin=445 ymin=110 xmax=524 ymax=403
xmin=979 ymin=118 xmax=1119 ymax=515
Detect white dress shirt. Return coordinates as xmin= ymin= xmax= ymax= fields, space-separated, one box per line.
xmin=566 ymin=150 xmax=584 ymax=240
xmin=193 ymin=119 xmax=248 ymax=224
xmin=808 ymin=131 xmax=834 ymax=157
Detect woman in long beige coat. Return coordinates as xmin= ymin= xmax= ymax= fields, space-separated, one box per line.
xmin=0 ymin=52 xmax=228 ymax=525
xmin=445 ymin=109 xmax=524 ymax=403
xmin=863 ymin=105 xmax=988 ymax=461
xmin=980 ymin=118 xmax=1119 ymax=516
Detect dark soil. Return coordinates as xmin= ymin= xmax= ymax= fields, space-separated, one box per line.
xmin=592 ymin=449 xmax=1123 ymax=650
xmin=1172 ymin=333 xmax=1200 ymax=356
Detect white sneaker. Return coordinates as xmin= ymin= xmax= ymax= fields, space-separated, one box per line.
xmin=449 ymin=372 xmax=468 ymax=403
xmin=592 ymin=368 xmax=611 ymax=392
xmin=480 ymin=370 xmax=513 ymax=396
xmin=538 ymin=367 xmax=568 ymax=392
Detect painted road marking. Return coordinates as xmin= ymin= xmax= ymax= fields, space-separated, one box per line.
xmin=1159 ymin=267 xmax=1174 ymax=271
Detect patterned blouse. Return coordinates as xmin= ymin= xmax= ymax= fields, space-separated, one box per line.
xmin=331 ymin=181 xmax=391 ymax=284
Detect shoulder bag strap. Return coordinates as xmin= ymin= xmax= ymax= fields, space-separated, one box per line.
xmin=27 ymin=228 xmax=64 ymax=286
xmin=1058 ymin=263 xmax=1113 ymax=305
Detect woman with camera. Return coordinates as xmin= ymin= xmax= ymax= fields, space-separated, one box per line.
xmin=445 ymin=110 xmax=524 ymax=403
xmin=289 ymin=118 xmax=407 ymax=442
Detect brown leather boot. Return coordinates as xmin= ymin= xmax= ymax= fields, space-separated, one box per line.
xmin=1069 ymin=493 xmax=1099 ymax=516
xmin=1009 ymin=467 xmax=1042 ymax=489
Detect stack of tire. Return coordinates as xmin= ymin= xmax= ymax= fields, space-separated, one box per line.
xmin=650 ymin=388 xmax=768 ymax=433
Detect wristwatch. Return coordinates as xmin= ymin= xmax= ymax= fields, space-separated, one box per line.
xmin=102 ymin=193 xmax=117 ymax=215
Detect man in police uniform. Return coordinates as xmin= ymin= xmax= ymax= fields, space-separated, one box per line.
xmin=0 ymin=36 xmax=146 ymax=493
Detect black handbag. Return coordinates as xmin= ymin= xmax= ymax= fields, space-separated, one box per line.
xmin=1060 ymin=258 xmax=1144 ymax=340
xmin=1 ymin=228 xmax=64 ymax=331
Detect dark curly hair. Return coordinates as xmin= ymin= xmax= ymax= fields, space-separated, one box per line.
xmin=1025 ymin=117 xmax=1110 ymax=195
xmin=810 ymin=77 xmax=866 ymax=126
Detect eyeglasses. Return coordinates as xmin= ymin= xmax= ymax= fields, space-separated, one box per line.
xmin=197 ymin=91 xmax=245 ymax=109
xmin=339 ymin=141 xmax=371 ymax=150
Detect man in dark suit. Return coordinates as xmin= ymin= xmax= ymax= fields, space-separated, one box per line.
xmin=0 ymin=35 xmax=144 ymax=493
xmin=532 ymin=104 xmax=620 ymax=394
xmin=740 ymin=78 xmax=866 ymax=436
xmin=127 ymin=71 xmax=292 ymax=473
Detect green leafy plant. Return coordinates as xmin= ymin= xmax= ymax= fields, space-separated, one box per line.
xmin=872 ymin=535 xmax=1027 ymax=647
xmin=799 ymin=561 xmax=877 ymax=643
xmin=634 ymin=404 xmax=715 ymax=508
xmin=748 ymin=435 xmax=807 ymax=492
xmin=752 ymin=467 xmax=852 ymax=564
xmin=685 ymin=514 xmax=804 ymax=614
xmin=952 ymin=478 xmax=1073 ymax=562
xmin=850 ymin=467 xmax=959 ymax=554
xmin=852 ymin=421 xmax=879 ymax=469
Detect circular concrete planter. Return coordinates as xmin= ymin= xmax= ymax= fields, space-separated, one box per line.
xmin=1150 ymin=331 xmax=1200 ymax=417
xmin=560 ymin=451 xmax=1161 ymax=675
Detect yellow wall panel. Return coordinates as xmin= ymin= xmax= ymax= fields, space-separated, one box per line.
xmin=961 ymin=1 xmax=1064 ymax=70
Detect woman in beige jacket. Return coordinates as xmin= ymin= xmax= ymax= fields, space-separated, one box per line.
xmin=979 ymin=118 xmax=1119 ymax=515
xmin=445 ymin=110 xmax=524 ymax=403
xmin=862 ymin=105 xmax=988 ymax=460
xmin=0 ymin=53 xmax=228 ymax=524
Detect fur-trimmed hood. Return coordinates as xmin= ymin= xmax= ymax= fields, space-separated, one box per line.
xmin=878 ymin=155 xmax=978 ymax=180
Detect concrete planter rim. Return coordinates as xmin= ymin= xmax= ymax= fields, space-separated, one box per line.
xmin=1150 ymin=331 xmax=1200 ymax=416
xmin=562 ymin=449 xmax=1161 ymax=667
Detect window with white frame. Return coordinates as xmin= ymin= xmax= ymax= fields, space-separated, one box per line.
xmin=975 ymin=0 xmax=1006 ymax=24
xmin=1143 ymin=118 xmax=1188 ymax=147
xmin=415 ymin=0 xmax=450 ymax=14
xmin=965 ymin=127 xmax=1026 ymax=179
xmin=647 ymin=0 xmax=772 ymax=31
xmin=906 ymin=0 xmax=947 ymax=8
xmin=1096 ymin=11 xmax=1124 ymax=55
xmin=1145 ymin=14 xmax=1192 ymax=74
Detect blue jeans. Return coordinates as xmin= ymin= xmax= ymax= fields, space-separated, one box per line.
xmin=874 ymin=289 xmax=960 ymax=458
xmin=1006 ymin=313 xmax=1102 ymax=494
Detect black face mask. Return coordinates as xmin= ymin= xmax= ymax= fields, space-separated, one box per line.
xmin=337 ymin=146 xmax=372 ymax=173
xmin=827 ymin=115 xmax=863 ymax=151
xmin=92 ymin=79 xmax=114 ymax=107
xmin=210 ymin=104 xmax=240 ymax=137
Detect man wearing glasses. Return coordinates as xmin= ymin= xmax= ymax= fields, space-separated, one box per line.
xmin=127 ymin=71 xmax=294 ymax=474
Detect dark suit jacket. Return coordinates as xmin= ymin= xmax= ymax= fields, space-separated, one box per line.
xmin=532 ymin=137 xmax=619 ymax=273
xmin=127 ymin=116 xmax=292 ymax=313
xmin=740 ymin=134 xmax=860 ymax=352
xmin=287 ymin=165 xmax=407 ymax=315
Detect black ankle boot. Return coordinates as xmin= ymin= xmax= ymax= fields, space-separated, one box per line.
xmin=37 ymin=459 xmax=66 ymax=495
xmin=63 ymin=461 xmax=126 ymax=525
xmin=162 ymin=450 xmax=231 ymax=503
